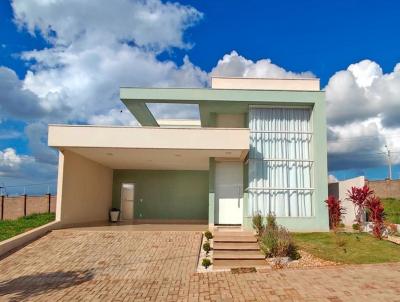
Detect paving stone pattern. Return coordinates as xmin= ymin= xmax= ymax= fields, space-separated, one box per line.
xmin=0 ymin=229 xmax=399 ymax=301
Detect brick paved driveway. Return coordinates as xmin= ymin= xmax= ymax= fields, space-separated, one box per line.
xmin=0 ymin=229 xmax=399 ymax=301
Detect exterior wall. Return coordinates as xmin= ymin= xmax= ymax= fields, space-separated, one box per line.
xmin=211 ymin=77 xmax=320 ymax=91
xmin=0 ymin=195 xmax=56 ymax=220
xmin=208 ymin=158 xmax=215 ymax=227
xmin=216 ymin=114 xmax=245 ymax=128
xmin=329 ymin=176 xmax=365 ymax=226
xmin=56 ymin=150 xmax=113 ymax=225
xmin=365 ymin=179 xmax=400 ymax=199
xmin=308 ymin=97 xmax=330 ymax=231
xmin=112 ymin=170 xmax=209 ymax=222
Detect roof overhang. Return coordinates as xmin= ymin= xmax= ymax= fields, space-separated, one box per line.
xmin=120 ymin=87 xmax=323 ymax=127
xmin=48 ymin=125 xmax=249 ymax=170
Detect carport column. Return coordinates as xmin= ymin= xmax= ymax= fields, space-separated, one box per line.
xmin=208 ymin=157 xmax=215 ymax=229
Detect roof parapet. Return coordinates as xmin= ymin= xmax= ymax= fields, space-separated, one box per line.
xmin=211 ymin=76 xmax=320 ymax=91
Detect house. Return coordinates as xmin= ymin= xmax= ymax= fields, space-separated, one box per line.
xmin=328 ymin=176 xmax=365 ymax=226
xmin=48 ymin=77 xmax=329 ymax=231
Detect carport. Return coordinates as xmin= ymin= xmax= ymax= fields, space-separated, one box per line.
xmin=48 ymin=125 xmax=249 ymax=227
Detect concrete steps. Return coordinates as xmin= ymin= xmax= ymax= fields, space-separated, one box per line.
xmin=212 ymin=229 xmax=266 ymax=268
xmin=213 ymin=259 xmax=267 ymax=268
xmin=213 ymin=250 xmax=264 ymax=259
xmin=213 ymin=242 xmax=259 ymax=250
xmin=213 ymin=235 xmax=257 ymax=243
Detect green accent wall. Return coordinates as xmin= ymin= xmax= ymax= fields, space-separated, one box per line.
xmin=208 ymin=158 xmax=215 ymax=225
xmin=113 ymin=170 xmax=209 ymax=220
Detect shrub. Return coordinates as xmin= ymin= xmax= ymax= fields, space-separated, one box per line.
xmin=266 ymin=213 xmax=278 ymax=230
xmin=352 ymin=223 xmax=360 ymax=231
xmin=260 ymin=227 xmax=278 ymax=257
xmin=202 ymin=258 xmax=212 ymax=269
xmin=366 ymin=196 xmax=385 ymax=239
xmin=252 ymin=212 xmax=264 ymax=235
xmin=385 ymin=222 xmax=399 ymax=236
xmin=204 ymin=231 xmax=213 ymax=240
xmin=202 ymin=242 xmax=211 ymax=255
xmin=347 ymin=185 xmax=374 ymax=231
xmin=260 ymin=226 xmax=300 ymax=260
xmin=325 ymin=196 xmax=346 ymax=230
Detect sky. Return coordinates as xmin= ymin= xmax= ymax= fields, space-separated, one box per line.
xmin=0 ymin=0 xmax=399 ymax=195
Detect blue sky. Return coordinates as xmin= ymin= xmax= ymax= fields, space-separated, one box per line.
xmin=0 ymin=0 xmax=399 ymax=194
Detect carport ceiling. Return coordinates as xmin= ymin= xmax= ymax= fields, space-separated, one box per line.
xmin=68 ymin=147 xmax=244 ymax=170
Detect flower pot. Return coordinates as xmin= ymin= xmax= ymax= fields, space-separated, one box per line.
xmin=110 ymin=210 xmax=120 ymax=222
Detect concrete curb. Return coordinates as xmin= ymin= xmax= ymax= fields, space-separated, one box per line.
xmin=0 ymin=220 xmax=60 ymax=258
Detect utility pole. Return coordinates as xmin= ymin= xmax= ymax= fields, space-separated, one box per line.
xmin=385 ymin=145 xmax=392 ymax=180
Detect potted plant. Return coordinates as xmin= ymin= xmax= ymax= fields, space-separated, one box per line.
xmin=109 ymin=207 xmax=120 ymax=222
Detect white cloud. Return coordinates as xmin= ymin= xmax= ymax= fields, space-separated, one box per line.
xmin=0 ymin=67 xmax=47 ymax=120
xmin=12 ymin=0 xmax=202 ymax=51
xmin=211 ymin=51 xmax=315 ymax=79
xmin=328 ymin=174 xmax=338 ymax=183
xmin=0 ymin=147 xmax=56 ymax=187
xmin=326 ymin=60 xmax=400 ymax=171
xmin=0 ymin=148 xmax=28 ymax=168
xmin=326 ymin=59 xmax=400 ymax=128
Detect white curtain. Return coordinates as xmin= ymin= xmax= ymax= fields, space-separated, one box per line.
xmin=248 ymin=108 xmax=313 ymax=217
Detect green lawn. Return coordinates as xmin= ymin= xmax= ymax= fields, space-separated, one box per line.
xmin=382 ymin=198 xmax=400 ymax=224
xmin=293 ymin=232 xmax=400 ymax=264
xmin=0 ymin=213 xmax=55 ymax=242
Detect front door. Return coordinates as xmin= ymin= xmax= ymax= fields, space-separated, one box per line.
xmin=215 ymin=162 xmax=243 ymax=224
xmin=120 ymin=183 xmax=134 ymax=220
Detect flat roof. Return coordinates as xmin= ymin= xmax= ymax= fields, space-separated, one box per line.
xmin=120 ymin=87 xmax=324 ymax=127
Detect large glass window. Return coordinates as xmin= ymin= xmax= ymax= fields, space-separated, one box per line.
xmin=248 ymin=107 xmax=313 ymax=217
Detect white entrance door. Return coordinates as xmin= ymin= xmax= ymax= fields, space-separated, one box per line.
xmin=120 ymin=183 xmax=134 ymax=220
xmin=215 ymin=162 xmax=243 ymax=224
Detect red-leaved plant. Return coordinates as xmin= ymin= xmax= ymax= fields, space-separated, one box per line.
xmin=366 ymin=196 xmax=385 ymax=239
xmin=325 ymin=196 xmax=346 ymax=231
xmin=346 ymin=185 xmax=374 ymax=231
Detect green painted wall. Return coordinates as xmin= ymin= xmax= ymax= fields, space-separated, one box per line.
xmin=208 ymin=158 xmax=215 ymax=225
xmin=113 ymin=170 xmax=209 ymax=220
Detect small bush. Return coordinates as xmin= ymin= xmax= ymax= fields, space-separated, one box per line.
xmin=325 ymin=195 xmax=346 ymax=230
xmin=260 ymin=227 xmax=278 ymax=257
xmin=352 ymin=223 xmax=360 ymax=231
xmin=202 ymin=258 xmax=212 ymax=269
xmin=252 ymin=213 xmax=264 ymax=235
xmin=204 ymin=231 xmax=213 ymax=240
xmin=366 ymin=196 xmax=385 ymax=239
xmin=202 ymin=242 xmax=211 ymax=255
xmin=385 ymin=222 xmax=399 ymax=236
xmin=260 ymin=226 xmax=300 ymax=260
xmin=266 ymin=213 xmax=277 ymax=230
